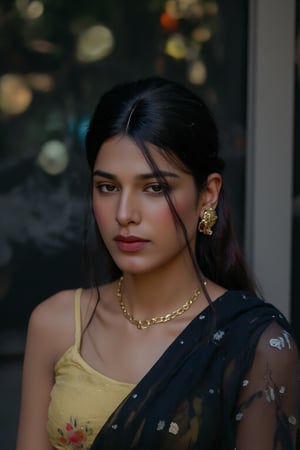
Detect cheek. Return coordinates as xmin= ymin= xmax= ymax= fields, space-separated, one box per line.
xmin=174 ymin=196 xmax=198 ymax=223
xmin=151 ymin=203 xmax=176 ymax=227
xmin=151 ymin=196 xmax=198 ymax=231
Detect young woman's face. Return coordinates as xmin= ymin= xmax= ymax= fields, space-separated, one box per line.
xmin=92 ymin=135 xmax=206 ymax=275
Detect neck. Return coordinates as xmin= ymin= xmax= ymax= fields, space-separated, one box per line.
xmin=119 ymin=258 xmax=203 ymax=319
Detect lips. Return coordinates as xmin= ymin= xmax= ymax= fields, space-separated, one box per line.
xmin=114 ymin=235 xmax=149 ymax=252
xmin=114 ymin=235 xmax=148 ymax=243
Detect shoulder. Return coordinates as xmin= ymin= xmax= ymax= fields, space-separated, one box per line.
xmin=255 ymin=320 xmax=299 ymax=366
xmin=216 ymin=291 xmax=297 ymax=347
xmin=220 ymin=296 xmax=299 ymax=384
xmin=242 ymin=321 xmax=300 ymax=403
xmin=29 ymin=287 xmax=100 ymax=324
xmin=219 ymin=290 xmax=288 ymax=323
xmin=27 ymin=289 xmax=80 ymax=365
xmin=29 ymin=289 xmax=77 ymax=330
xmin=234 ymin=296 xmax=299 ymax=370
xmin=27 ymin=285 xmax=114 ymax=349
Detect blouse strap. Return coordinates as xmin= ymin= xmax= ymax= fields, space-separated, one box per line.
xmin=74 ymin=288 xmax=83 ymax=350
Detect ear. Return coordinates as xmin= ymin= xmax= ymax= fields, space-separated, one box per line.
xmin=197 ymin=173 xmax=222 ymax=216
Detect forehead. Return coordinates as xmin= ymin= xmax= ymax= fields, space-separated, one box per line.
xmin=93 ymin=134 xmax=181 ymax=173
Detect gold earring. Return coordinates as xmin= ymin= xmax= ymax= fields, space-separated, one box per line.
xmin=198 ymin=208 xmax=218 ymax=236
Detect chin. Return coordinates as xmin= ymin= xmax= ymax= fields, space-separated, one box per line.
xmin=115 ymin=265 xmax=151 ymax=275
xmin=110 ymin=257 xmax=139 ymax=271
xmin=112 ymin=258 xmax=157 ymax=275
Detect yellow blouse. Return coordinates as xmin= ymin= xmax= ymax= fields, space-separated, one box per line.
xmin=47 ymin=289 xmax=135 ymax=450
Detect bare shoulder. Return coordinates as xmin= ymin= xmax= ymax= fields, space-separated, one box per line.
xmin=30 ymin=289 xmax=76 ymax=329
xmin=27 ymin=289 xmax=80 ymax=365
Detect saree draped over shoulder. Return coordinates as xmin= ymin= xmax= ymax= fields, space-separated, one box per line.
xmin=90 ymin=291 xmax=300 ymax=450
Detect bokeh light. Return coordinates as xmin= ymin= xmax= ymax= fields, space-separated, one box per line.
xmin=37 ymin=140 xmax=69 ymax=175
xmin=27 ymin=39 xmax=57 ymax=54
xmin=165 ymin=34 xmax=187 ymax=59
xmin=204 ymin=2 xmax=219 ymax=15
xmin=187 ymin=59 xmax=207 ymax=85
xmin=160 ymin=12 xmax=179 ymax=31
xmin=191 ymin=26 xmax=212 ymax=43
xmin=26 ymin=1 xmax=44 ymax=19
xmin=16 ymin=0 xmax=44 ymax=19
xmin=0 ymin=74 xmax=32 ymax=115
xmin=76 ymin=25 xmax=114 ymax=63
xmin=165 ymin=0 xmax=182 ymax=19
xmin=26 ymin=73 xmax=54 ymax=92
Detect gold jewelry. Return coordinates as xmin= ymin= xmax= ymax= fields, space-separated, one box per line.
xmin=117 ymin=276 xmax=201 ymax=330
xmin=198 ymin=208 xmax=217 ymax=236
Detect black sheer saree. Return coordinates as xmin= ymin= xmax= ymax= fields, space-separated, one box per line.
xmin=90 ymin=291 xmax=300 ymax=450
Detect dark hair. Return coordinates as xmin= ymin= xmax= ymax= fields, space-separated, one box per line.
xmin=84 ymin=77 xmax=256 ymax=294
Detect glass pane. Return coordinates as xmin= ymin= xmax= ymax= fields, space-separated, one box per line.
xmin=0 ymin=1 xmax=248 ymax=447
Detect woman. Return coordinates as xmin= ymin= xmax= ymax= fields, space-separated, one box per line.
xmin=16 ymin=77 xmax=299 ymax=450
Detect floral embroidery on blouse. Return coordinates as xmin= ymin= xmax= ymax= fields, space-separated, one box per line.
xmin=56 ymin=417 xmax=93 ymax=449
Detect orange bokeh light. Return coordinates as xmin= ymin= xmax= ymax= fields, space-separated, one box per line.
xmin=160 ymin=12 xmax=179 ymax=32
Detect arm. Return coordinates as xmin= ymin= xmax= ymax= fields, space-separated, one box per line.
xmin=16 ymin=291 xmax=75 ymax=450
xmin=234 ymin=322 xmax=300 ymax=450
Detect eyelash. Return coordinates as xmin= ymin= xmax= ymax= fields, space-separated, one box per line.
xmin=95 ymin=182 xmax=169 ymax=195
xmin=144 ymin=183 xmax=169 ymax=194
xmin=96 ymin=183 xmax=118 ymax=193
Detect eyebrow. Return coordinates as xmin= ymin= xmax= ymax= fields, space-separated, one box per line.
xmin=93 ymin=169 xmax=180 ymax=180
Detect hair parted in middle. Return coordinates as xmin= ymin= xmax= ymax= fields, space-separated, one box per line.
xmin=84 ymin=77 xmax=256 ymax=294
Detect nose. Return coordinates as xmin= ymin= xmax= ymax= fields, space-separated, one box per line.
xmin=115 ymin=190 xmax=141 ymax=226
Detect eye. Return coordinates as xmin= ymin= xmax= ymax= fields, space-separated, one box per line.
xmin=96 ymin=183 xmax=118 ymax=193
xmin=145 ymin=183 xmax=169 ymax=194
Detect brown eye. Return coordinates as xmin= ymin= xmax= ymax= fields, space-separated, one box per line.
xmin=96 ymin=183 xmax=118 ymax=192
xmin=145 ymin=183 xmax=169 ymax=194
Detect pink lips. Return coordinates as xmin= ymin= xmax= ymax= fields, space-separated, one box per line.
xmin=114 ymin=235 xmax=149 ymax=252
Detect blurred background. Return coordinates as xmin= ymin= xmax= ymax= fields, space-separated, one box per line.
xmin=0 ymin=0 xmax=299 ymax=447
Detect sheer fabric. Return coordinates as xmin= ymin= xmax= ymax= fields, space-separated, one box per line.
xmin=89 ymin=291 xmax=299 ymax=450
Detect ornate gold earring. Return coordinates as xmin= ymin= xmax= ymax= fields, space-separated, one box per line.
xmin=198 ymin=208 xmax=218 ymax=236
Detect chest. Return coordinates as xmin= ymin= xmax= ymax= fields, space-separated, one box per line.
xmin=81 ymin=318 xmax=190 ymax=384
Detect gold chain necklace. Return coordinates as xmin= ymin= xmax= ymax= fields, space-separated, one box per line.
xmin=117 ymin=276 xmax=201 ymax=330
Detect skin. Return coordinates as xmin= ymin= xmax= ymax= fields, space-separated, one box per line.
xmin=16 ymin=134 xmax=224 ymax=450
xmin=91 ymin=135 xmax=224 ymax=319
